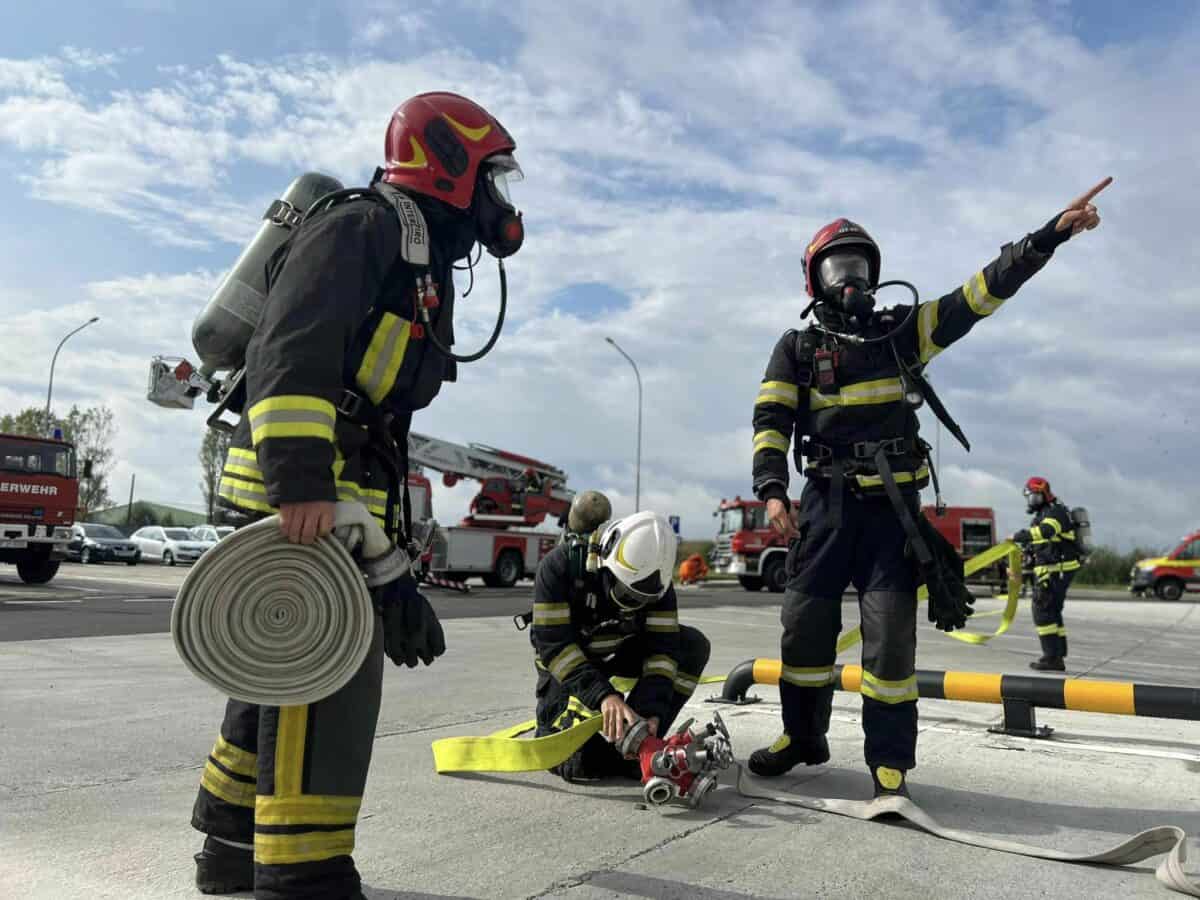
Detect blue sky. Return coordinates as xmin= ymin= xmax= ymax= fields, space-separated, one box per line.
xmin=1 ymin=0 xmax=1198 ymax=548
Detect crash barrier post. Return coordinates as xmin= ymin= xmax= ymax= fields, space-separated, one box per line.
xmin=711 ymin=659 xmax=1200 ymax=738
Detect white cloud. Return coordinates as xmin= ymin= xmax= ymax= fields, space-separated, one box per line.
xmin=0 ymin=1 xmax=1197 ymax=551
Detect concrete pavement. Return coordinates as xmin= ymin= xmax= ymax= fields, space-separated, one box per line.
xmin=1 ymin=574 xmax=1198 ymax=899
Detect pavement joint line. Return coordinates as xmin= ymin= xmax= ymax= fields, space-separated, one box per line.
xmin=23 ymin=763 xmax=203 ymax=797
xmin=2 ymin=599 xmax=83 ymax=605
xmin=1073 ymin=602 xmax=1199 ymax=680
xmin=523 ymin=798 xmax=760 ymax=899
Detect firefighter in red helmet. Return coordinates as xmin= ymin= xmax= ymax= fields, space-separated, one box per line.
xmin=748 ymin=178 xmax=1111 ymax=799
xmin=1011 ymin=476 xmax=1082 ymax=671
xmin=190 ymin=92 xmax=524 ymax=900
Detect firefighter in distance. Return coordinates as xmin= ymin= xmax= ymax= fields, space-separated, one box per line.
xmin=1011 ymin=477 xmax=1082 ymax=672
xmin=191 ymin=92 xmax=525 ymax=900
xmin=530 ymin=511 xmax=712 ymax=782
xmin=748 ymin=178 xmax=1111 ymax=798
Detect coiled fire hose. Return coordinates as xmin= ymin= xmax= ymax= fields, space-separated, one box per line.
xmin=172 ymin=502 xmax=395 ymax=706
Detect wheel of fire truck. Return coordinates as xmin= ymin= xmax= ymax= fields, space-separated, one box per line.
xmin=17 ymin=555 xmax=60 ymax=585
xmin=738 ymin=575 xmax=764 ymax=592
xmin=491 ymin=550 xmax=524 ymax=589
xmin=1156 ymin=577 xmax=1184 ymax=602
xmin=762 ymin=556 xmax=788 ymax=594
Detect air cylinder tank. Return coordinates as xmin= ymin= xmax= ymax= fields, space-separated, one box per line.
xmin=191 ymin=172 xmax=344 ymax=370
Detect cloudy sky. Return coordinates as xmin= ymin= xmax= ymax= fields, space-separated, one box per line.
xmin=1 ymin=0 xmax=1197 ymax=549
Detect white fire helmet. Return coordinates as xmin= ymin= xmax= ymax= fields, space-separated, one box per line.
xmin=597 ymin=511 xmax=678 ymax=612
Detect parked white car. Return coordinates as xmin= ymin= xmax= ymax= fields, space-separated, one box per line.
xmin=189 ymin=525 xmax=235 ymax=544
xmin=129 ymin=526 xmax=211 ymax=566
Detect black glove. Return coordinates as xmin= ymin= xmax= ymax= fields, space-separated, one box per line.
xmin=915 ymin=514 xmax=976 ymax=632
xmin=372 ymin=574 xmax=446 ymax=668
xmin=1030 ymin=213 xmax=1073 ymax=253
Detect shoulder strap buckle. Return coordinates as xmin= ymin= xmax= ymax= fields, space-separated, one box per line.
xmin=264 ymin=198 xmax=304 ymax=229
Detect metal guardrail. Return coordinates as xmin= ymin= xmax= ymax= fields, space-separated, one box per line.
xmin=712 ymin=658 xmax=1200 ymax=738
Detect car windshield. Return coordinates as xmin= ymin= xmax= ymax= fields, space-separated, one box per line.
xmin=190 ymin=528 xmax=211 ymax=540
xmin=0 ymin=439 xmax=75 ymax=477
xmin=164 ymin=529 xmax=192 ymax=540
xmin=718 ymin=508 xmax=744 ymax=533
xmin=83 ymin=524 xmax=124 ymax=539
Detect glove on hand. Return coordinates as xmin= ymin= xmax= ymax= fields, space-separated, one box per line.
xmin=372 ymin=574 xmax=446 ymax=668
xmin=915 ymin=514 xmax=976 ymax=632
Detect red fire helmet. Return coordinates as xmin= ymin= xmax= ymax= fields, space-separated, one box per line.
xmin=381 ymin=92 xmax=517 ymax=211
xmin=803 ymin=218 xmax=881 ymax=297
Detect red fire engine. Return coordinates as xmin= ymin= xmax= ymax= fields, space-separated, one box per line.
xmin=0 ymin=432 xmax=81 ymax=584
xmin=712 ymin=496 xmax=1003 ymax=593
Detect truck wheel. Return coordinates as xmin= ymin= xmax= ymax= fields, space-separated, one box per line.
xmin=762 ymin=557 xmax=787 ymax=594
xmin=738 ymin=576 xmax=764 ymax=592
xmin=17 ymin=557 xmax=60 ymax=585
xmin=1156 ymin=578 xmax=1184 ymax=602
xmin=494 ymin=551 xmax=523 ymax=588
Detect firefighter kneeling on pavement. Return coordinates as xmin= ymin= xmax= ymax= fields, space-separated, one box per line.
xmin=1011 ymin=477 xmax=1081 ymax=672
xmin=529 ymin=511 xmax=711 ymax=782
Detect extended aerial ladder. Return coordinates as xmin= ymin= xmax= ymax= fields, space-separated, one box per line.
xmin=407 ymin=432 xmax=574 ymax=528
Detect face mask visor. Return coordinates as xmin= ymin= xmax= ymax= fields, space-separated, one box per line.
xmin=483 ymin=153 xmax=523 ymax=208
xmin=817 ymin=251 xmax=871 ymax=293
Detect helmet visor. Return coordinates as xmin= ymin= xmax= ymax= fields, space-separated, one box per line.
xmin=604 ymin=569 xmax=665 ymax=613
xmin=484 ymin=153 xmax=523 ymax=206
xmin=817 ymin=251 xmax=871 ymax=290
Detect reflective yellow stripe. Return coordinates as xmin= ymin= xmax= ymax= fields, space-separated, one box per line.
xmin=962 ymin=270 xmax=1004 ymax=316
xmin=673 ymin=671 xmax=700 ymax=696
xmin=780 ymin=665 xmax=834 ymax=687
xmin=227 ymin=447 xmax=259 ymax=464
xmin=1056 ymin=626 xmax=1068 ymax=637
xmin=860 ymin=671 xmax=918 ymax=704
xmin=645 ymin=612 xmax=679 ymax=633
xmin=1037 ymin=623 xmax=1059 ymax=636
xmin=254 ymin=829 xmax=356 ymax=866
xmin=917 ymin=301 xmax=942 ymax=364
xmin=855 ymin=465 xmax=930 ymax=488
xmin=547 ymin=644 xmax=586 ymax=682
xmin=212 ymin=735 xmax=256 ymax=779
xmin=275 ymin=706 xmax=308 ymax=797
xmin=533 ymin=603 xmax=571 ymax=626
xmin=587 ymin=635 xmax=629 ymax=653
xmin=356 ymin=312 xmax=412 ymax=405
xmin=1040 ymin=518 xmax=1064 ymax=537
xmin=218 ymin=476 xmax=275 ymax=514
xmin=643 ymin=654 xmax=678 ymax=680
xmin=255 ymin=795 xmax=361 ymax=827
xmin=223 ymin=462 xmax=263 ymax=481
xmin=809 ymin=377 xmax=904 ymax=410
xmin=1061 ymin=559 xmax=1081 ymax=571
xmin=756 ymin=380 xmax=800 ymax=409
xmin=200 ymin=761 xmax=256 ymax=808
xmin=248 ymin=395 xmax=336 ymax=445
xmin=753 ymin=429 xmax=790 ymax=455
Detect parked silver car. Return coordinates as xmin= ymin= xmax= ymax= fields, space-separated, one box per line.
xmin=129 ymin=526 xmax=211 ymax=566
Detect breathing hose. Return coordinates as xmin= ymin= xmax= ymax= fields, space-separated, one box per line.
xmin=420 ymin=258 xmax=507 ymax=363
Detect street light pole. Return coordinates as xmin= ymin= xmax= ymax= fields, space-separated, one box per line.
xmin=605 ymin=336 xmax=642 ymax=512
xmin=44 ymin=316 xmax=99 ymax=435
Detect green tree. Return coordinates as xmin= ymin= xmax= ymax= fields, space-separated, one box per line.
xmin=1 ymin=404 xmax=117 ymax=511
xmin=198 ymin=427 xmax=232 ymax=521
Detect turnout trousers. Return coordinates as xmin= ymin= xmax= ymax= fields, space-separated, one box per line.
xmin=191 ymin=619 xmax=385 ymax=900
xmin=534 ymin=626 xmax=711 ymax=756
xmin=779 ymin=480 xmax=919 ymax=770
xmin=1032 ymin=570 xmax=1075 ymax=660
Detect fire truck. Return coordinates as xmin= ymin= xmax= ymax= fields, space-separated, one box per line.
xmin=406 ymin=433 xmax=571 ymax=588
xmin=711 ymin=496 xmax=1003 ymax=594
xmin=0 ymin=432 xmax=81 ymax=584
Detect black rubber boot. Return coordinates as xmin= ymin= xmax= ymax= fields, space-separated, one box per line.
xmin=1029 ymin=657 xmax=1066 ymax=672
xmin=747 ymin=733 xmax=830 ymax=777
xmin=871 ymin=765 xmax=910 ymax=799
xmin=194 ymin=836 xmax=253 ymax=895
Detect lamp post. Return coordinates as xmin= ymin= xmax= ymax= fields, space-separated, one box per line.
xmin=44 ymin=317 xmax=99 ymax=435
xmin=605 ymin=336 xmax=642 ymax=512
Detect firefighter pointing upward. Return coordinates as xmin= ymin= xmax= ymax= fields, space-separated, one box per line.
xmin=748 ymin=179 xmax=1110 ymax=798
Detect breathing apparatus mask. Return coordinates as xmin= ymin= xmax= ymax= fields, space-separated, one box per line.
xmin=601 ymin=567 xmax=664 ymax=618
xmin=473 ymin=154 xmax=524 ymax=259
xmin=1024 ymin=488 xmax=1046 ymax=513
xmin=817 ymin=251 xmax=875 ymax=321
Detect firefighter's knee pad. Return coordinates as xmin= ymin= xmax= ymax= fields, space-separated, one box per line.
xmin=860 ymin=592 xmax=917 ymax=681
xmin=780 ymin=591 xmax=840 ymax=636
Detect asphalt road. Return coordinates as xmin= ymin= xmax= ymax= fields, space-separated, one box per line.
xmin=3 ymin=562 xmax=1198 ymax=689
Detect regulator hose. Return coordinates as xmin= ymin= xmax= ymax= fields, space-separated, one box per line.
xmin=810 ymin=280 xmax=920 ymax=346
xmin=421 ymin=258 xmax=507 ymax=363
xmin=171 ymin=502 xmax=389 ymax=706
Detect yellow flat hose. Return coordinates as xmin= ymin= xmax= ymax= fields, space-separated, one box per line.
xmin=171 ymin=503 xmax=379 ymax=707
